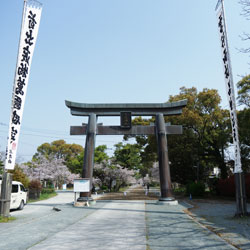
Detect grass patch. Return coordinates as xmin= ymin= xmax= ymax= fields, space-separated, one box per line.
xmin=0 ymin=216 xmax=16 ymax=223
xmin=28 ymin=192 xmax=57 ymax=203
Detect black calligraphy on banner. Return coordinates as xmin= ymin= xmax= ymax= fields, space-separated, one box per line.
xmin=9 ymin=10 xmax=38 ymax=164
xmin=218 ymin=12 xmax=237 ymax=142
xmin=8 ymin=149 xmax=13 ymax=164
xmin=21 ymin=46 xmax=31 ymax=65
xmin=12 ymin=10 xmax=37 ymax=128
xmin=5 ymin=1 xmax=42 ymax=170
xmin=10 ymin=127 xmax=18 ymax=143
xmin=217 ymin=10 xmax=241 ymax=172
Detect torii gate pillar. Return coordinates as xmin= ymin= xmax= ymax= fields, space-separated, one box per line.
xmin=78 ymin=113 xmax=96 ymax=201
xmin=156 ymin=113 xmax=174 ymax=201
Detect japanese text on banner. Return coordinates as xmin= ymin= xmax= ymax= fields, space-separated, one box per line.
xmin=5 ymin=0 xmax=42 ymax=170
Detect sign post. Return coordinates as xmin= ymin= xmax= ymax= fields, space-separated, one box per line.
xmin=73 ymin=178 xmax=90 ymax=206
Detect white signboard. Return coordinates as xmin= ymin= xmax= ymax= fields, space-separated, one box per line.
xmin=216 ymin=1 xmax=242 ymax=173
xmin=74 ymin=179 xmax=90 ymax=192
xmin=5 ymin=0 xmax=42 ymax=170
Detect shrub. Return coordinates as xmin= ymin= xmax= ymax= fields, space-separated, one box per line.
xmin=41 ymin=188 xmax=55 ymax=194
xmin=28 ymin=179 xmax=42 ymax=191
xmin=101 ymin=185 xmax=108 ymax=191
xmin=186 ymin=181 xmax=205 ymax=197
xmin=28 ymin=179 xmax=42 ymax=200
xmin=10 ymin=165 xmax=29 ymax=188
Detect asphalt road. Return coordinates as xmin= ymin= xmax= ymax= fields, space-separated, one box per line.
xmin=0 ymin=191 xmax=239 ymax=250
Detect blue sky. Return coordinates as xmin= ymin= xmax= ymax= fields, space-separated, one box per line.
xmin=0 ymin=0 xmax=249 ymax=163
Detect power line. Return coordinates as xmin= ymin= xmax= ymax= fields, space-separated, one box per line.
xmin=0 ymin=126 xmax=121 ymax=143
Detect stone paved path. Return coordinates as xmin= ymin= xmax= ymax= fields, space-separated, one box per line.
xmin=0 ymin=188 xmax=245 ymax=250
xmin=30 ymin=200 xmax=146 ymax=250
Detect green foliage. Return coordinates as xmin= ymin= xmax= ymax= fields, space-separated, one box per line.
xmin=94 ymin=145 xmax=109 ymax=163
xmin=131 ymin=117 xmax=158 ymax=177
xmin=28 ymin=192 xmax=57 ymax=202
xmin=41 ymin=188 xmax=55 ymax=194
xmin=32 ymin=140 xmax=84 ymax=174
xmin=186 ymin=181 xmax=205 ymax=197
xmin=0 ymin=151 xmax=4 ymax=175
xmin=113 ymin=142 xmax=142 ymax=171
xmin=238 ymin=108 xmax=250 ymax=172
xmin=67 ymin=145 xmax=109 ymax=174
xmin=0 ymin=216 xmax=16 ymax=223
xmin=33 ymin=140 xmax=84 ymax=162
xmin=237 ymin=74 xmax=250 ymax=108
xmin=67 ymin=151 xmax=84 ymax=174
xmin=133 ymin=87 xmax=231 ymax=183
xmin=10 ymin=165 xmax=29 ymax=188
xmin=167 ymin=87 xmax=231 ymax=180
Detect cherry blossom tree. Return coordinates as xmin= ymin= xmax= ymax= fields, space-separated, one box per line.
xmin=20 ymin=156 xmax=79 ymax=188
xmin=94 ymin=162 xmax=136 ymax=191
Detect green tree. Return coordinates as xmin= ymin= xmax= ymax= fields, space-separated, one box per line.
xmin=131 ymin=117 xmax=157 ymax=177
xmin=10 ymin=165 xmax=30 ymax=188
xmin=133 ymin=87 xmax=231 ymax=183
xmin=167 ymin=87 xmax=231 ymax=180
xmin=67 ymin=145 xmax=109 ymax=175
xmin=33 ymin=140 xmax=84 ymax=174
xmin=0 ymin=151 xmax=4 ymax=175
xmin=33 ymin=140 xmax=84 ymax=161
xmin=94 ymin=145 xmax=109 ymax=163
xmin=113 ymin=142 xmax=142 ymax=171
xmin=237 ymin=75 xmax=250 ymax=108
xmin=237 ymin=75 xmax=250 ymax=172
xmin=238 ymin=108 xmax=250 ymax=172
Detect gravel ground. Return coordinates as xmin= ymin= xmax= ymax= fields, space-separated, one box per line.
xmin=185 ymin=199 xmax=250 ymax=250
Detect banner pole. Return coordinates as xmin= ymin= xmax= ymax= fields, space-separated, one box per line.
xmin=216 ymin=0 xmax=249 ymax=217
xmin=5 ymin=0 xmax=42 ymax=170
xmin=0 ymin=0 xmax=28 ymax=219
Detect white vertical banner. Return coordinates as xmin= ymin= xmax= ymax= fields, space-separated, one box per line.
xmin=216 ymin=0 xmax=242 ymax=173
xmin=5 ymin=0 xmax=42 ymax=170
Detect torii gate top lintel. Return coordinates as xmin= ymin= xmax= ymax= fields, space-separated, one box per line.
xmin=65 ymin=99 xmax=187 ymax=117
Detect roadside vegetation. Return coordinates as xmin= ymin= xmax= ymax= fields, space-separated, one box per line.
xmin=0 ymin=216 xmax=16 ymax=223
xmin=28 ymin=192 xmax=57 ymax=203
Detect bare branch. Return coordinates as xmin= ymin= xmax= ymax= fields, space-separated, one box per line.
xmin=239 ymin=0 xmax=250 ymax=18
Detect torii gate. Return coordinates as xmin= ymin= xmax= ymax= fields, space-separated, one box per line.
xmin=66 ymin=99 xmax=187 ymax=202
